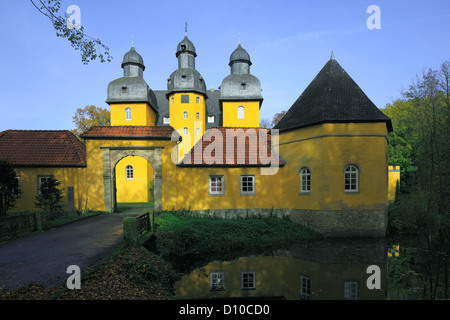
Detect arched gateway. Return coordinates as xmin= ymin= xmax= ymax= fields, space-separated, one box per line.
xmin=100 ymin=146 xmax=163 ymax=213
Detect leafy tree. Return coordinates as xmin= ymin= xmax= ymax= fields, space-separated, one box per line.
xmin=30 ymin=0 xmax=112 ymax=64
xmin=72 ymin=105 xmax=110 ymax=139
xmin=271 ymin=111 xmax=287 ymax=127
xmin=0 ymin=160 xmax=19 ymax=216
xmin=35 ymin=177 xmax=64 ymax=218
xmin=259 ymin=118 xmax=271 ymax=129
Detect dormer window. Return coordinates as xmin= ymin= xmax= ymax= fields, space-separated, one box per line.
xmin=163 ymin=117 xmax=170 ymax=124
xmin=121 ymin=86 xmax=128 ymax=93
xmin=208 ymin=116 xmax=215 ymax=123
xmin=125 ymin=107 xmax=132 ymax=121
xmin=241 ymin=82 xmax=247 ymax=89
xmin=181 ymin=44 xmax=186 ymax=50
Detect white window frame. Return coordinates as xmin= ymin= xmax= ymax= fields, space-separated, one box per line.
xmin=209 ymin=175 xmax=224 ymax=196
xmin=171 ymin=96 xmax=174 ymax=104
xmin=125 ymin=107 xmax=132 ymax=121
xmin=38 ymin=175 xmax=53 ymax=195
xmin=344 ymin=281 xmax=358 ymax=300
xmin=344 ymin=164 xmax=359 ymax=192
xmin=196 ymin=127 xmax=200 ymax=136
xmin=196 ymin=96 xmax=200 ymax=104
xmin=208 ymin=115 xmax=215 ymax=123
xmin=12 ymin=176 xmax=21 ymax=197
xmin=183 ymin=111 xmax=188 ymax=119
xmin=241 ymin=271 xmax=256 ymax=290
xmin=300 ymin=276 xmax=311 ymax=300
xmin=163 ymin=117 xmax=170 ymax=124
xmin=126 ymin=165 xmax=133 ymax=180
xmin=300 ymin=167 xmax=311 ymax=193
xmin=210 ymin=271 xmax=225 ymax=291
xmin=240 ymin=175 xmax=255 ymax=195
xmin=183 ymin=127 xmax=188 ymax=135
xmin=196 ymin=112 xmax=200 ymax=120
xmin=237 ymin=106 xmax=245 ymax=119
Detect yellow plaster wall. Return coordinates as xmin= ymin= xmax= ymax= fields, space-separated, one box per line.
xmin=169 ymin=93 xmax=206 ymax=161
xmin=388 ymin=165 xmax=400 ymax=202
xmin=11 ymin=166 xmax=87 ymax=213
xmin=278 ymin=122 xmax=389 ymax=211
xmin=172 ymin=166 xmax=282 ymax=211
xmin=110 ymin=103 xmax=156 ymax=126
xmin=115 ymin=156 xmax=154 ymax=203
xmin=222 ymin=101 xmax=260 ymax=128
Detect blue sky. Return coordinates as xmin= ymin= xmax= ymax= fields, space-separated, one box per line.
xmin=0 ymin=0 xmax=449 ymax=131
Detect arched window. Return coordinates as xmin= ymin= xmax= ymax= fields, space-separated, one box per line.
xmin=196 ymin=96 xmax=200 ymax=104
xmin=183 ymin=111 xmax=188 ymax=119
xmin=183 ymin=127 xmax=188 ymax=135
xmin=171 ymin=97 xmax=174 ymax=104
xmin=196 ymin=112 xmax=200 ymax=120
xmin=344 ymin=164 xmax=359 ymax=192
xmin=125 ymin=107 xmax=132 ymax=121
xmin=238 ymin=106 xmax=245 ymax=119
xmin=300 ymin=167 xmax=311 ymax=193
xmin=126 ymin=165 xmax=133 ymax=180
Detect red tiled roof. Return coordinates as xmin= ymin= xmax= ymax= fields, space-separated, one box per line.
xmin=179 ymin=127 xmax=285 ymax=167
xmin=80 ymin=126 xmax=177 ymax=139
xmin=0 ymin=130 xmax=86 ymax=167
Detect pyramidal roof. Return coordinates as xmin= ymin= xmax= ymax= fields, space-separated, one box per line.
xmin=274 ymin=56 xmax=392 ymax=132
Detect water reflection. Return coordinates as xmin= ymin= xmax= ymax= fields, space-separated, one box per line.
xmin=175 ymin=238 xmax=387 ymax=300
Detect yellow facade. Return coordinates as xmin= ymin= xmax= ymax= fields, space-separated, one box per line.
xmin=278 ymin=122 xmax=389 ymax=211
xmin=110 ymin=103 xmax=156 ymax=126
xmin=11 ymin=166 xmax=87 ymax=213
xmin=169 ymin=92 xmax=206 ymax=161
xmin=222 ymin=101 xmax=260 ymax=128
xmin=388 ymin=165 xmax=400 ymax=202
xmin=115 ymin=156 xmax=153 ymax=203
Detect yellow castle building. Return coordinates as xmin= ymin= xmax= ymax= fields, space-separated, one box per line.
xmin=0 ymin=35 xmax=399 ymax=237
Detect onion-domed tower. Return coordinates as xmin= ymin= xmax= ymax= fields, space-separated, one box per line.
xmin=106 ymin=45 xmax=158 ymax=126
xmin=167 ymin=35 xmax=207 ymax=161
xmin=220 ymin=43 xmax=263 ymax=127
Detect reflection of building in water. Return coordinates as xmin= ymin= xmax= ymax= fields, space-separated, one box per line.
xmin=176 ymin=239 xmax=387 ymax=300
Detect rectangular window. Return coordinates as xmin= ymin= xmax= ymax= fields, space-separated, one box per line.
xmin=344 ymin=281 xmax=358 ymax=300
xmin=196 ymin=127 xmax=200 ymax=136
xmin=300 ymin=276 xmax=311 ymax=300
xmin=210 ymin=271 xmax=225 ymax=291
xmin=12 ymin=176 xmax=20 ymax=197
xmin=209 ymin=175 xmax=224 ymax=196
xmin=181 ymin=94 xmax=189 ymax=104
xmin=163 ymin=117 xmax=170 ymax=124
xmin=240 ymin=175 xmax=255 ymax=195
xmin=38 ymin=176 xmax=53 ymax=195
xmin=208 ymin=115 xmax=215 ymax=123
xmin=241 ymin=271 xmax=256 ymax=290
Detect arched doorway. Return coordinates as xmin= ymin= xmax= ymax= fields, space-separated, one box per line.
xmin=100 ymin=146 xmax=163 ymax=213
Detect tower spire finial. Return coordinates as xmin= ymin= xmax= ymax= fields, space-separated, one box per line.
xmin=185 ymin=20 xmax=188 ymax=36
xmin=330 ymin=51 xmax=335 ymax=60
xmin=132 ymin=35 xmax=134 ymax=48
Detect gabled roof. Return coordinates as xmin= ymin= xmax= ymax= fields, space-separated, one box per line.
xmin=80 ymin=126 xmax=178 ymax=140
xmin=0 ymin=130 xmax=86 ymax=167
xmin=178 ymin=127 xmax=285 ymax=167
xmin=274 ymin=57 xmax=393 ymax=133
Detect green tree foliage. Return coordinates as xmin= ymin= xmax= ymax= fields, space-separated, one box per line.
xmin=72 ymin=105 xmax=110 ymax=139
xmin=35 ymin=177 xmax=64 ymax=218
xmin=0 ymin=160 xmax=19 ymax=216
xmin=30 ymin=0 xmax=112 ymax=64
xmin=384 ymin=60 xmax=449 ymax=234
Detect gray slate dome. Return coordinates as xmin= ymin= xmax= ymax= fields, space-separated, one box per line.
xmin=229 ymin=43 xmax=252 ymax=66
xmin=167 ymin=36 xmax=206 ymax=97
xmin=176 ymin=36 xmax=197 ymax=57
xmin=106 ymin=46 xmax=157 ymax=111
xmin=121 ymin=46 xmax=145 ymax=70
xmin=220 ymin=43 xmax=262 ymax=102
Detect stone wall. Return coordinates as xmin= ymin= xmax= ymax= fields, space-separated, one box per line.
xmin=181 ymin=208 xmax=387 ymax=238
